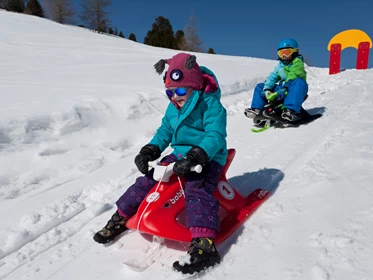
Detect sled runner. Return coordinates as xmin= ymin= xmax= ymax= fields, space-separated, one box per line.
xmin=125 ymin=148 xmax=270 ymax=244
xmin=251 ymin=97 xmax=323 ymax=133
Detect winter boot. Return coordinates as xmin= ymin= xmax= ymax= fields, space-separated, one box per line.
xmin=173 ymin=237 xmax=221 ymax=274
xmin=93 ymin=211 xmax=128 ymax=244
xmin=281 ymin=108 xmax=300 ymax=122
xmin=244 ymin=108 xmax=260 ymax=119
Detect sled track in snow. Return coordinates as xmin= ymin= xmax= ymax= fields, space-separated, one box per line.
xmin=0 ymin=168 xmax=140 ymax=280
xmin=243 ymin=80 xmax=368 ymax=188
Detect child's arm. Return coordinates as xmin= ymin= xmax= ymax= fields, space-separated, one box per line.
xmin=148 ymin=107 xmax=174 ymax=152
xmin=198 ymin=97 xmax=227 ymax=160
xmin=263 ymin=64 xmax=281 ymax=90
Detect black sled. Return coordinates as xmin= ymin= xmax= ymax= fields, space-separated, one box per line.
xmin=251 ymin=97 xmax=322 ymax=132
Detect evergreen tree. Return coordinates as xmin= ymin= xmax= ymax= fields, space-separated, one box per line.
xmin=80 ymin=0 xmax=111 ymax=33
xmin=108 ymin=27 xmax=113 ymax=34
xmin=128 ymin=33 xmax=136 ymax=42
xmin=174 ymin=29 xmax=187 ymax=50
xmin=207 ymin=48 xmax=216 ymax=54
xmin=3 ymin=0 xmax=25 ymax=13
xmin=44 ymin=0 xmax=75 ymax=24
xmin=25 ymin=0 xmax=45 ymax=18
xmin=113 ymin=26 xmax=118 ymax=35
xmin=144 ymin=16 xmax=175 ymax=49
xmin=184 ymin=13 xmax=204 ymax=52
xmin=118 ymin=31 xmax=125 ymax=38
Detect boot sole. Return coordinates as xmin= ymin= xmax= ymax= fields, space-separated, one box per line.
xmin=173 ymin=256 xmax=220 ymax=274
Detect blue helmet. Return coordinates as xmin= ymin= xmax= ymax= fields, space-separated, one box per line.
xmin=277 ymin=38 xmax=298 ymax=50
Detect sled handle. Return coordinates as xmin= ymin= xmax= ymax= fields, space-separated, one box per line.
xmin=191 ymin=165 xmax=202 ymax=173
xmin=148 ymin=161 xmax=202 ymax=173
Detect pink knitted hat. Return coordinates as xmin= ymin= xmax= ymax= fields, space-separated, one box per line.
xmin=154 ymin=53 xmax=204 ymax=90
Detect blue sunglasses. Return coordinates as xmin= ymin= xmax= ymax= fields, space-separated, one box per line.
xmin=165 ymin=87 xmax=188 ymax=98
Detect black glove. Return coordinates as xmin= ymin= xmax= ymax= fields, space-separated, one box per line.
xmin=173 ymin=146 xmax=209 ymax=177
xmin=134 ymin=144 xmax=161 ymax=174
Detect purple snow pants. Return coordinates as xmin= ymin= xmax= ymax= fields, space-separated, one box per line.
xmin=116 ymin=154 xmax=223 ymax=232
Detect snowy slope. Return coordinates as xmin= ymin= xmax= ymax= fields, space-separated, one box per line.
xmin=1 ymin=10 xmax=373 ymax=280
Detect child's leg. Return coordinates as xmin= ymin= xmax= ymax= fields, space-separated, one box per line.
xmin=116 ymin=154 xmax=178 ymax=217
xmin=94 ymin=173 xmax=157 ymax=245
xmin=173 ymin=161 xmax=223 ymax=274
xmin=250 ymin=83 xmax=268 ymax=109
xmin=184 ymin=160 xmax=223 ymax=234
xmin=283 ymin=78 xmax=308 ymax=113
xmin=115 ymin=171 xmax=157 ymax=218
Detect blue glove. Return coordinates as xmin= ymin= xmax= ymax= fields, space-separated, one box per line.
xmin=275 ymin=87 xmax=288 ymax=100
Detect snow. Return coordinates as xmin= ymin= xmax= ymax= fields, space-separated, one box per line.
xmin=1 ymin=10 xmax=373 ymax=280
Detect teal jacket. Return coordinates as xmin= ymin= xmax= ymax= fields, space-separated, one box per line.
xmin=149 ymin=66 xmax=228 ymax=166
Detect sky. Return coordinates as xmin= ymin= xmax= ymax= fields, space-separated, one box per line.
xmin=70 ymin=0 xmax=373 ymax=69
xmin=2 ymin=8 xmax=373 ymax=280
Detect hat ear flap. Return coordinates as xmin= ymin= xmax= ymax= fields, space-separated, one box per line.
xmin=184 ymin=55 xmax=197 ymax=70
xmin=154 ymin=59 xmax=168 ymax=75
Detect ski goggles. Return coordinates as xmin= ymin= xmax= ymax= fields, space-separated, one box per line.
xmin=165 ymin=87 xmax=188 ymax=98
xmin=277 ymin=48 xmax=298 ymax=58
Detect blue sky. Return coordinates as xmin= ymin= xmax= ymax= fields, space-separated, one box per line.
xmin=73 ymin=0 xmax=372 ymax=69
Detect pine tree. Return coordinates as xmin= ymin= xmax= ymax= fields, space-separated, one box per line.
xmin=3 ymin=0 xmax=25 ymax=13
xmin=108 ymin=27 xmax=113 ymax=34
xmin=128 ymin=33 xmax=136 ymax=42
xmin=144 ymin=16 xmax=175 ymax=49
xmin=184 ymin=13 xmax=204 ymax=52
xmin=207 ymin=48 xmax=216 ymax=54
xmin=118 ymin=31 xmax=124 ymax=38
xmin=80 ymin=0 xmax=111 ymax=33
xmin=25 ymin=0 xmax=45 ymax=18
xmin=174 ymin=30 xmax=187 ymax=50
xmin=44 ymin=0 xmax=75 ymax=24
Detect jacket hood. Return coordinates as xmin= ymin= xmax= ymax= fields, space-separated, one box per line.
xmin=200 ymin=66 xmax=221 ymax=100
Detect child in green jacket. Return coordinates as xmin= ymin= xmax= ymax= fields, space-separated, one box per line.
xmin=245 ymin=38 xmax=308 ymax=122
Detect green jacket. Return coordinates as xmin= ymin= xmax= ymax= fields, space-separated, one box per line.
xmin=264 ymin=56 xmax=307 ymax=90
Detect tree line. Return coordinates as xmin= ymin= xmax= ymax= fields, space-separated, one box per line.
xmin=0 ymin=0 xmax=216 ymax=54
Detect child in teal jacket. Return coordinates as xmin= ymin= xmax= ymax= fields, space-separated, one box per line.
xmin=93 ymin=53 xmax=227 ymax=275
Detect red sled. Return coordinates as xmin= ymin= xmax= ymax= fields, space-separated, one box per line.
xmin=126 ymin=148 xmax=270 ymax=244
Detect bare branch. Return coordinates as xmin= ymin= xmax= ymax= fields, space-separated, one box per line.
xmin=44 ymin=0 xmax=75 ymax=24
xmin=80 ymin=0 xmax=111 ymax=32
xmin=184 ymin=12 xmax=204 ymax=52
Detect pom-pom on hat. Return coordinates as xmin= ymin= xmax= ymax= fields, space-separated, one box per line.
xmin=154 ymin=53 xmax=204 ymax=90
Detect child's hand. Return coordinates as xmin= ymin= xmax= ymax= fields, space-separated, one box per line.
xmin=173 ymin=146 xmax=208 ymax=177
xmin=265 ymin=91 xmax=278 ymax=102
xmin=275 ymin=88 xmax=288 ymax=99
xmin=134 ymin=144 xmax=161 ymax=174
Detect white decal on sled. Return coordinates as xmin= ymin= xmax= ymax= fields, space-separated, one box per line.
xmin=218 ymin=181 xmax=235 ymax=200
xmin=170 ymin=189 xmax=184 ymax=205
xmin=146 ymin=192 xmax=160 ymax=203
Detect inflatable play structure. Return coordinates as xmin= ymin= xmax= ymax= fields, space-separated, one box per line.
xmin=328 ymin=29 xmax=372 ymax=74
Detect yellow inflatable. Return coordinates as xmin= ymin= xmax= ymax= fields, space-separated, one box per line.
xmin=328 ymin=29 xmax=372 ymax=50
